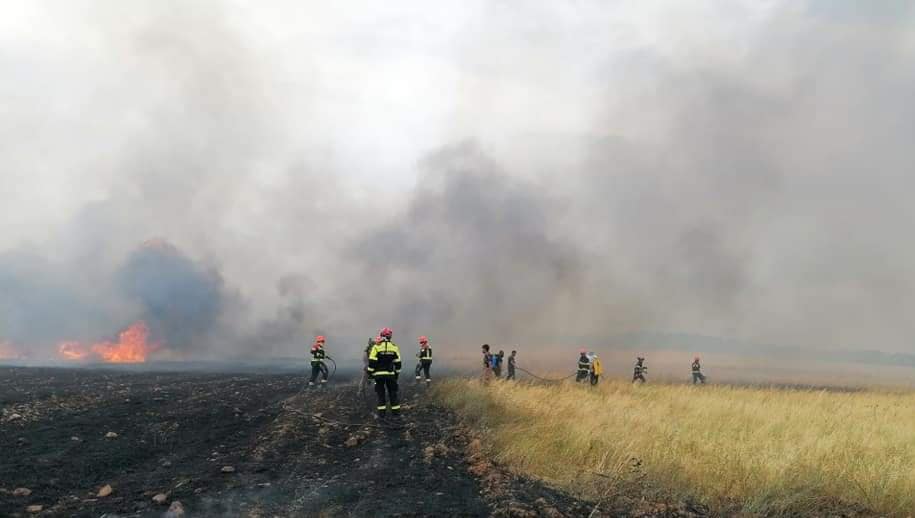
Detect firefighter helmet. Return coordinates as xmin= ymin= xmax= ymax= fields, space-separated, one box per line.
xmin=418 ymin=335 xmax=429 ymax=345
xmin=380 ymin=327 xmax=393 ymax=339
xmin=315 ymin=335 xmax=326 ymax=344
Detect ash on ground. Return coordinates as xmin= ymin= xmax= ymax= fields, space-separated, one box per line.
xmin=0 ymin=367 xmax=602 ymax=517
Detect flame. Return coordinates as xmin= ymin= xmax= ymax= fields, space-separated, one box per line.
xmin=0 ymin=341 xmax=23 ymax=360
xmin=58 ymin=341 xmax=90 ymax=361
xmin=91 ymin=322 xmax=158 ymax=363
xmin=57 ymin=321 xmax=160 ymax=363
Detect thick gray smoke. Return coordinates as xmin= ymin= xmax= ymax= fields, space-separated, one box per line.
xmin=2 ymin=1 xmax=914 ymax=361
xmin=118 ymin=241 xmax=234 ymax=349
xmin=344 ymin=141 xmax=587 ymax=345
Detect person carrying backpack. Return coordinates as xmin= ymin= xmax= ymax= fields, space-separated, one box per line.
xmin=491 ymin=350 xmax=504 ymax=378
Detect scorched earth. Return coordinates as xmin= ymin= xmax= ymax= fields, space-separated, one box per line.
xmin=0 ymin=367 xmax=591 ymax=517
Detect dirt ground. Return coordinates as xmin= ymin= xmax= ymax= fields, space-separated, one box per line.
xmin=0 ymin=367 xmax=597 ymax=517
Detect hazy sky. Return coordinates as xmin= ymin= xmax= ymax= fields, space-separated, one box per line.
xmin=2 ymin=1 xmax=915 ymax=357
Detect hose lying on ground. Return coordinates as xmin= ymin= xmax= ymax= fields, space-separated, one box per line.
xmin=514 ymin=365 xmax=577 ymax=383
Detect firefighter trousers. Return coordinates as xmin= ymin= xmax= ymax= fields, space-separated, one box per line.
xmin=374 ymin=375 xmax=400 ymax=415
xmin=415 ymin=360 xmax=431 ymax=381
xmin=309 ymin=362 xmax=328 ymax=384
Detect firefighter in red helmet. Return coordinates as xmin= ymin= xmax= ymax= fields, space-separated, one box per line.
xmin=367 ymin=327 xmax=402 ymax=418
xmin=414 ymin=336 xmax=433 ymax=384
xmin=308 ymin=336 xmax=328 ymax=388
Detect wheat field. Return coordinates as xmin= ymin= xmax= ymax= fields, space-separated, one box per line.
xmin=435 ymin=378 xmax=915 ymax=516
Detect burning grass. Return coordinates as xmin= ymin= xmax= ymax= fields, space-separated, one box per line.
xmin=434 ymin=378 xmax=915 ymax=516
xmin=56 ymin=321 xmax=160 ymax=363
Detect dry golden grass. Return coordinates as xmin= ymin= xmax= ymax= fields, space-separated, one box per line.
xmin=434 ymin=378 xmax=915 ymax=516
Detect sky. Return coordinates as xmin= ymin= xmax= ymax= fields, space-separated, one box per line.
xmin=2 ymin=0 xmax=915 ymax=359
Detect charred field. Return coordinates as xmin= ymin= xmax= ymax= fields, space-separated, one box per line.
xmin=0 ymin=366 xmax=593 ymax=518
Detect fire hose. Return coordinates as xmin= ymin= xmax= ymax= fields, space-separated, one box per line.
xmin=515 ymin=365 xmax=577 ymax=383
xmin=323 ymin=356 xmax=337 ymax=379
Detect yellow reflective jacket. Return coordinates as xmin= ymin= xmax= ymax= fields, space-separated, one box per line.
xmin=367 ymin=340 xmax=402 ymax=376
xmin=591 ymin=357 xmax=603 ymax=376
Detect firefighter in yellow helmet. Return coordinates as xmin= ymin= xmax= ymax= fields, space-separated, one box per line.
xmin=367 ymin=327 xmax=402 ymax=418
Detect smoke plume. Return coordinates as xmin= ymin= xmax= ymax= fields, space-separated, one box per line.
xmin=2 ymin=1 xmax=914 ymax=361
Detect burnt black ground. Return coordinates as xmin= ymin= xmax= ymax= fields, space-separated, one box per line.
xmin=0 ymin=367 xmax=590 ymax=517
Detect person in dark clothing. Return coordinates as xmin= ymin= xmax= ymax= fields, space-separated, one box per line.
xmin=368 ymin=327 xmax=402 ymax=418
xmin=506 ymin=350 xmax=517 ymax=380
xmin=632 ymin=357 xmax=647 ymax=384
xmin=358 ymin=336 xmax=377 ymax=395
xmin=492 ymin=350 xmax=504 ymax=378
xmin=576 ymin=349 xmax=591 ymax=382
xmin=309 ymin=335 xmax=328 ymax=387
xmin=692 ymin=356 xmax=706 ymax=384
xmin=414 ymin=336 xmax=433 ymax=384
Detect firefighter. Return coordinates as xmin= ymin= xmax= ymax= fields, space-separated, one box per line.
xmin=506 ymin=350 xmax=517 ymax=380
xmin=632 ymin=357 xmax=647 ymax=384
xmin=367 ymin=327 xmax=402 ymax=418
xmin=576 ymin=348 xmax=591 ymax=382
xmin=481 ymin=344 xmax=493 ymax=382
xmin=308 ymin=335 xmax=328 ymax=388
xmin=589 ymin=353 xmax=602 ymax=386
xmin=692 ymin=356 xmax=706 ymax=384
xmin=414 ymin=336 xmax=433 ymax=384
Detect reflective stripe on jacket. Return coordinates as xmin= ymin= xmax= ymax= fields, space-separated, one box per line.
xmin=368 ymin=340 xmax=402 ymax=376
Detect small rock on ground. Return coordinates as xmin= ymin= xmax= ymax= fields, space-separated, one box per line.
xmin=164 ymin=500 xmax=185 ymax=517
xmin=13 ymin=487 xmax=32 ymax=497
xmin=97 ymin=484 xmax=113 ymax=497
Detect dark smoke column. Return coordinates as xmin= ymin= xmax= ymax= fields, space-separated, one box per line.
xmin=118 ymin=239 xmax=227 ymax=351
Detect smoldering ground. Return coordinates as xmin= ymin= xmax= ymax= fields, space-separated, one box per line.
xmin=2 ymin=1 xmax=915 ymax=361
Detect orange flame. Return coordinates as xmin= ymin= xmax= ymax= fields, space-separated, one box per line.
xmin=57 ymin=321 xmax=160 ymax=363
xmin=0 ymin=341 xmax=23 ymax=360
xmin=58 ymin=341 xmax=90 ymax=361
xmin=91 ymin=322 xmax=157 ymax=363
